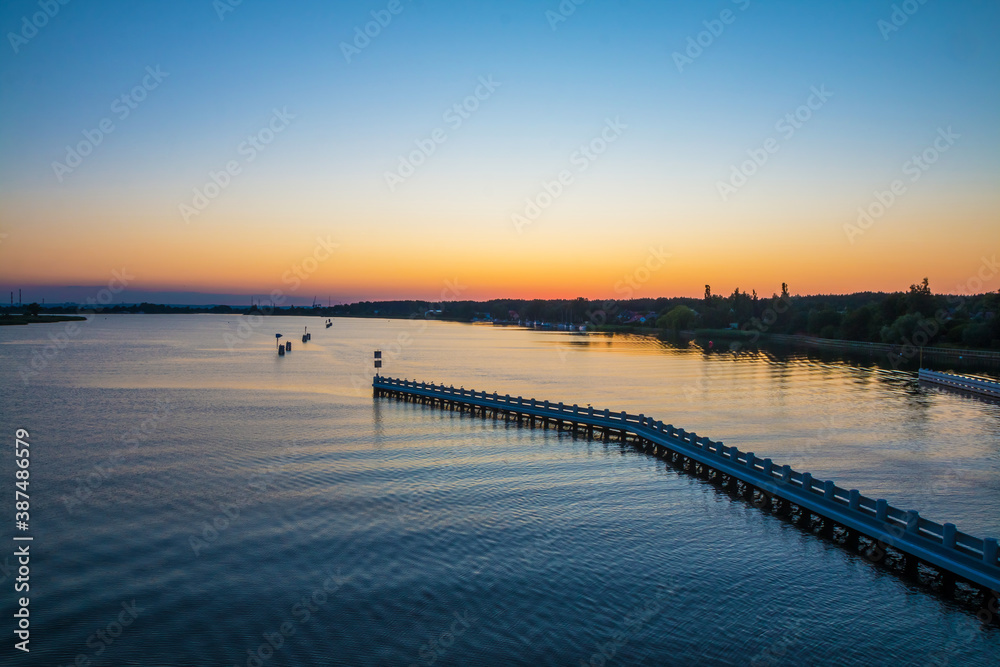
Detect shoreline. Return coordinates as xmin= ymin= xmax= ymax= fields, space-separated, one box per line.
xmin=0 ymin=314 xmax=88 ymax=326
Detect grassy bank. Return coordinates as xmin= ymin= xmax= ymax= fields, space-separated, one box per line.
xmin=0 ymin=314 xmax=88 ymax=326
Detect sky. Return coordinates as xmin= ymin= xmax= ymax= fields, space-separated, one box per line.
xmin=1 ymin=0 xmax=998 ymax=305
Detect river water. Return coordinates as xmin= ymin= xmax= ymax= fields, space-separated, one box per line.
xmin=1 ymin=315 xmax=998 ymax=665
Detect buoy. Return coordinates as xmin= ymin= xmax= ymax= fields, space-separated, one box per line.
xmin=286 ymin=341 xmax=292 ymax=352
xmin=278 ymin=345 xmax=285 ymax=356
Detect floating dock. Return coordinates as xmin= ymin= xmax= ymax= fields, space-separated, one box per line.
xmin=919 ymin=369 xmax=1000 ymax=398
xmin=373 ymin=375 xmax=1000 ymax=594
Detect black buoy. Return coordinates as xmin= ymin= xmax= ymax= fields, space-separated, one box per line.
xmin=286 ymin=341 xmax=291 ymax=352
xmin=278 ymin=345 xmax=285 ymax=356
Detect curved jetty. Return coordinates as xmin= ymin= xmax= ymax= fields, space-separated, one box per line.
xmin=373 ymin=375 xmax=1000 ymax=594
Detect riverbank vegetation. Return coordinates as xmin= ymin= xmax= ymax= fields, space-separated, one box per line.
xmin=2 ymin=279 xmax=997 ymax=349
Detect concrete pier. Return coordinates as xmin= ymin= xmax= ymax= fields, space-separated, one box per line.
xmin=373 ymin=375 xmax=1000 ymax=594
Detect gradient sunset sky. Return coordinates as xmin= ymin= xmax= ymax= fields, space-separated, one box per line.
xmin=1 ymin=0 xmax=998 ymax=304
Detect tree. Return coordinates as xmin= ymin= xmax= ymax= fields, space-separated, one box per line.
xmin=907 ymin=277 xmax=934 ymax=317
xmin=24 ymin=302 xmax=40 ymax=317
xmin=781 ymin=282 xmax=789 ymax=299
xmin=728 ymin=287 xmax=753 ymax=322
xmin=656 ymin=305 xmax=696 ymax=331
xmin=880 ymin=292 xmax=907 ymax=322
xmin=806 ymin=308 xmax=842 ymax=337
xmin=840 ymin=304 xmax=878 ymax=341
xmin=962 ymin=323 xmax=992 ymax=349
xmin=880 ymin=313 xmax=939 ymax=346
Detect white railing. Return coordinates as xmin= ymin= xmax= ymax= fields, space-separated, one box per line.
xmin=918 ymin=369 xmax=1000 ymax=397
xmin=373 ymin=375 xmax=1000 ymax=585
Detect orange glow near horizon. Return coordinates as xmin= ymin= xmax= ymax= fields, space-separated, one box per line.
xmin=1 ymin=180 xmax=997 ymax=302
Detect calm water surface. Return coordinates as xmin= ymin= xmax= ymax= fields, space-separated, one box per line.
xmin=1 ymin=315 xmax=998 ymax=666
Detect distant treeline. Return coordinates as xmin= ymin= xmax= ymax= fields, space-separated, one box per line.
xmin=4 ymin=278 xmax=998 ymax=350
xmin=327 ymin=279 xmax=1000 ymax=350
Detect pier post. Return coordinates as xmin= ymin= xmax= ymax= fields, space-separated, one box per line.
xmin=759 ymin=491 xmax=773 ymax=511
xmin=941 ymin=572 xmax=956 ymax=596
xmin=985 ymin=538 xmax=999 ymax=568
xmin=876 ymin=499 xmax=888 ymax=522
xmin=845 ymin=529 xmax=859 ymax=550
xmin=943 ymin=523 xmax=956 ymax=549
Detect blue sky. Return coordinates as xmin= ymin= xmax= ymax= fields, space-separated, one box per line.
xmin=1 ymin=0 xmax=998 ymax=301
